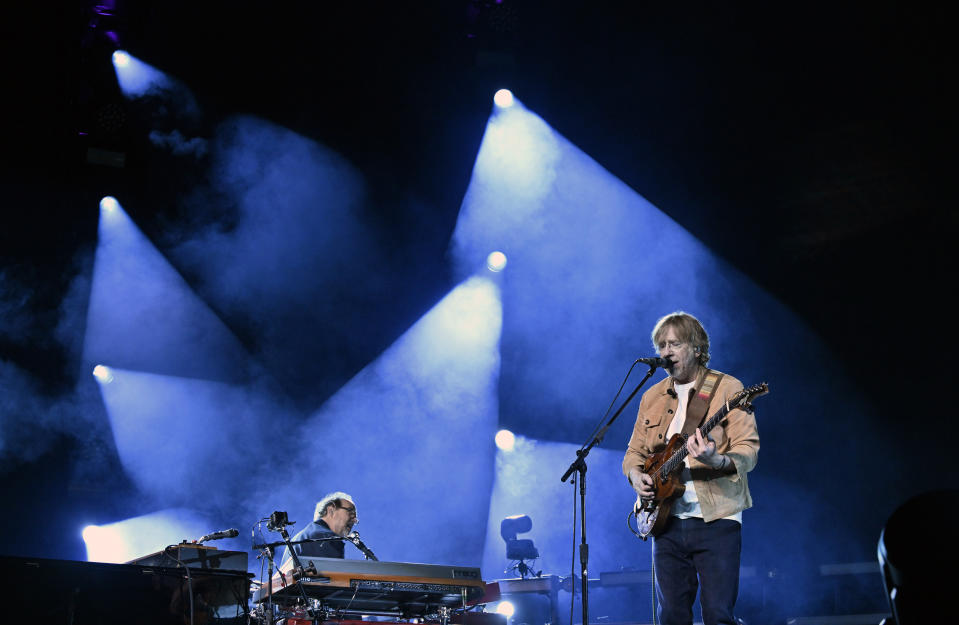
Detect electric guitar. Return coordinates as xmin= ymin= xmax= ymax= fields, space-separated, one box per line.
xmin=631 ymin=382 xmax=769 ymax=540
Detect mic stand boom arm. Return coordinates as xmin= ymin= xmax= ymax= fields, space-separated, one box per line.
xmin=559 ymin=363 xmax=659 ymax=625
xmin=253 ymin=534 xmax=349 ymax=577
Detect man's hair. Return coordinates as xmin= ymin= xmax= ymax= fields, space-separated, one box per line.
xmin=314 ymin=491 xmax=354 ymax=522
xmin=651 ymin=311 xmax=710 ymax=366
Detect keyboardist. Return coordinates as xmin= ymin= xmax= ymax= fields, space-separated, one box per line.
xmin=278 ymin=491 xmax=358 ymax=571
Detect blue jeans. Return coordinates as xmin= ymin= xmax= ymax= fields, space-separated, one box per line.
xmin=652 ymin=517 xmax=741 ymax=625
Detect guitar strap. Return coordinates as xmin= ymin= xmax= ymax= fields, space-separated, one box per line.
xmin=680 ymin=369 xmax=724 ymax=436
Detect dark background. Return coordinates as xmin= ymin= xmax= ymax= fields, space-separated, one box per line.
xmin=2 ymin=1 xmax=954 ymax=622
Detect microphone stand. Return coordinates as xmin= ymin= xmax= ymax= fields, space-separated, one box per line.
xmin=256 ymin=542 xmax=277 ymax=625
xmin=560 ymin=362 xmax=660 ymax=625
xmin=253 ymin=533 xmax=348 ymax=623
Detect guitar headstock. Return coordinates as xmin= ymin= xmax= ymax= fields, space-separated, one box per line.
xmin=744 ymin=382 xmax=769 ymax=398
xmin=732 ymin=382 xmax=769 ymax=409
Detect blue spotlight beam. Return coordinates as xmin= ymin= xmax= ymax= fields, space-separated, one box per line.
xmin=96 ymin=367 xmax=297 ymax=516
xmin=454 ymin=96 xmax=878 ymax=603
xmin=112 ymin=51 xmax=171 ymax=98
xmin=263 ymin=276 xmax=504 ymax=568
xmin=483 ymin=437 xmax=639 ymax=582
xmin=84 ymin=198 xmax=253 ymax=383
xmin=82 ymin=508 xmax=224 ymax=564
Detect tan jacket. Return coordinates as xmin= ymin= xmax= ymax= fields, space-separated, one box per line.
xmin=622 ymin=368 xmax=760 ymax=522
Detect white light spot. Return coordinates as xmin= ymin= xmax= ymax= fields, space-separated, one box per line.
xmin=493 ymin=89 xmax=514 ymax=108
xmin=487 ymin=251 xmax=508 ymax=272
xmin=495 ymin=429 xmax=515 ymax=451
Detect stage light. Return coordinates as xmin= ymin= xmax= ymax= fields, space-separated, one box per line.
xmin=81 ymin=525 xmax=98 ymax=541
xmin=112 ymin=50 xmax=130 ymax=68
xmin=495 ymin=601 xmax=516 ymax=617
xmin=82 ymin=509 xmax=211 ymax=564
xmin=112 ymin=51 xmax=170 ymax=97
xmin=92 ymin=364 xmax=114 ymax=384
xmin=494 ymin=89 xmax=514 ymax=108
xmin=99 ymin=196 xmax=119 ymax=213
xmin=487 ymin=251 xmax=508 ymax=272
xmin=82 ymin=524 xmax=128 ymax=563
xmin=495 ymin=429 xmax=515 ymax=451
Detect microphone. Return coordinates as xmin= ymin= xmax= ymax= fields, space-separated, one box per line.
xmin=637 ymin=357 xmax=671 ymax=368
xmin=346 ymin=531 xmax=378 ymax=561
xmin=197 ymin=528 xmax=239 ymax=543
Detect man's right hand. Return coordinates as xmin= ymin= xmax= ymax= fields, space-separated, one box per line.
xmin=628 ymin=467 xmax=656 ymax=499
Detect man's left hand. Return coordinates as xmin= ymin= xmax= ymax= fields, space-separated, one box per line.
xmin=688 ymin=429 xmax=721 ymax=468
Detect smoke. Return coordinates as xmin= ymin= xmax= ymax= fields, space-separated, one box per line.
xmin=0 ymin=264 xmax=103 ymax=474
xmin=242 ymin=277 xmax=503 ymax=567
xmin=0 ymin=271 xmax=33 ymax=343
xmin=96 ymin=368 xmax=300 ymax=517
xmin=0 ymin=359 xmax=55 ymax=471
xmin=167 ymin=114 xmax=392 ymax=408
xmin=53 ymin=256 xmax=93 ymax=371
xmin=148 ymin=129 xmax=208 ymax=159
xmin=452 ymin=100 xmax=719 ymax=443
xmin=83 ymin=200 xmax=254 ymax=383
xmin=449 ymin=100 xmax=892 ymax=618
xmin=482 ymin=437 xmax=639 ymax=578
xmin=0 ymin=52 xmax=486 ymax=565
xmin=116 ymin=53 xmax=202 ymax=131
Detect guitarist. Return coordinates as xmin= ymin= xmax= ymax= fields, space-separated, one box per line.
xmin=622 ymin=312 xmax=760 ymax=625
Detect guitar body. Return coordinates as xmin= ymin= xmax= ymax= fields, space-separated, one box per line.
xmin=634 ymin=433 xmax=688 ymax=540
